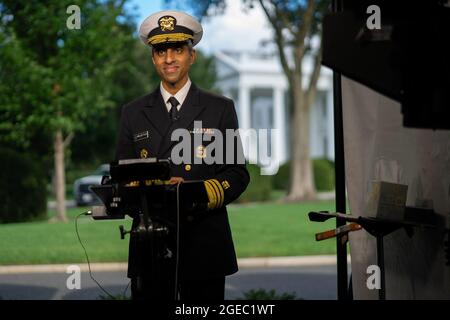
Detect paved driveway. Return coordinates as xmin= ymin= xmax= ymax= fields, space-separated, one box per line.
xmin=0 ymin=264 xmax=341 ymax=300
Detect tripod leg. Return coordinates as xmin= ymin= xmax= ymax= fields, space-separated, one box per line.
xmin=131 ymin=276 xmax=145 ymax=300
xmin=376 ymin=235 xmax=386 ymax=300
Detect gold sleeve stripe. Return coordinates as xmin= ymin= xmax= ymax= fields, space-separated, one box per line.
xmin=211 ymin=179 xmax=225 ymax=208
xmin=209 ymin=179 xmax=223 ymax=208
xmin=208 ymin=179 xmax=223 ymax=209
xmin=205 ymin=181 xmax=217 ymax=209
xmin=208 ymin=180 xmax=221 ymax=209
xmin=206 ymin=180 xmax=221 ymax=209
xmin=204 ymin=180 xmax=218 ymax=210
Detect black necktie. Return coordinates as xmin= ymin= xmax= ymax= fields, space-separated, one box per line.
xmin=168 ymin=96 xmax=180 ymax=121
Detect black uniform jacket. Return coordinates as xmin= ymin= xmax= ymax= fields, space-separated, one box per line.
xmin=115 ymin=83 xmax=250 ymax=280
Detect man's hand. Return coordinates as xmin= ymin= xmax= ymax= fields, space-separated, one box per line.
xmin=168 ymin=176 xmax=184 ymax=184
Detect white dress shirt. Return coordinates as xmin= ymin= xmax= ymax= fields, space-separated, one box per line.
xmin=160 ymin=78 xmax=192 ymax=112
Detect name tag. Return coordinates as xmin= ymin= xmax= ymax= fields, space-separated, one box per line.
xmin=133 ymin=131 xmax=149 ymax=142
xmin=189 ymin=128 xmax=216 ymax=135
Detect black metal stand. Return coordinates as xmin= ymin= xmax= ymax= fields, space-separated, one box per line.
xmin=125 ymin=183 xmax=175 ymax=300
xmin=91 ymin=160 xmax=208 ymax=300
xmin=376 ymin=235 xmax=385 ymax=300
xmin=308 ymin=210 xmax=445 ymax=300
xmin=331 ymin=0 xmax=349 ymax=301
xmin=358 ymin=218 xmax=404 ymax=300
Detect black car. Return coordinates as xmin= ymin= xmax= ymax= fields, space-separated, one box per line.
xmin=73 ymin=164 xmax=110 ymax=206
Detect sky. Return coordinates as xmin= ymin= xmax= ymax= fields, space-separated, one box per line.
xmin=127 ymin=0 xmax=273 ymax=54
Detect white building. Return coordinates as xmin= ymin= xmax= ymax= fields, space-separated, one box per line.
xmin=214 ymin=50 xmax=335 ymax=174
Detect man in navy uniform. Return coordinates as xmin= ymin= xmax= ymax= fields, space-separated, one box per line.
xmin=115 ymin=10 xmax=249 ymax=300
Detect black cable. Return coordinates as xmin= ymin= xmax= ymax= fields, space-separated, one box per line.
xmin=174 ymin=182 xmax=181 ymax=300
xmin=75 ymin=211 xmax=115 ymax=299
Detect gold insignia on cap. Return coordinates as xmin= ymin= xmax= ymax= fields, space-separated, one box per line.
xmin=159 ymin=16 xmax=175 ymax=31
xmin=185 ymin=164 xmax=191 ymax=171
xmin=196 ymin=145 xmax=206 ymax=159
xmin=140 ymin=148 xmax=149 ymax=159
xmin=140 ymin=10 xmax=203 ymax=47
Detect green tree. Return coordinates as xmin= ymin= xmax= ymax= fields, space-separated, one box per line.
xmin=69 ymin=38 xmax=155 ymax=167
xmin=0 ymin=0 xmax=137 ymax=221
xmin=167 ymin=0 xmax=329 ymax=201
xmin=190 ymin=50 xmax=219 ymax=92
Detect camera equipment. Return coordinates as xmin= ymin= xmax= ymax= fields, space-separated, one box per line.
xmin=88 ymin=158 xmax=209 ymax=300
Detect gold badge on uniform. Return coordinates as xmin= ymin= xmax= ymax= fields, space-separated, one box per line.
xmin=159 ymin=16 xmax=175 ymax=31
xmin=221 ymin=180 xmax=231 ymax=190
xmin=196 ymin=145 xmax=206 ymax=159
xmin=185 ymin=164 xmax=191 ymax=171
xmin=140 ymin=148 xmax=149 ymax=159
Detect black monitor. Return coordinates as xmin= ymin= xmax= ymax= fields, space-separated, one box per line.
xmin=90 ymin=159 xmax=209 ymax=220
xmin=110 ymin=158 xmax=171 ymax=184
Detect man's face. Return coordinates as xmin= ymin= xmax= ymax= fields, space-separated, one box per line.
xmin=152 ymin=42 xmax=196 ymax=89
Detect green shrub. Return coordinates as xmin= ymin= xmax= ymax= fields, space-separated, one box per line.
xmin=313 ymin=158 xmax=335 ymax=191
xmin=236 ymin=164 xmax=272 ymax=203
xmin=239 ymin=288 xmax=299 ymax=300
xmin=0 ymin=147 xmax=48 ymax=223
xmin=272 ymin=159 xmax=335 ymax=192
xmin=272 ymin=162 xmax=290 ymax=191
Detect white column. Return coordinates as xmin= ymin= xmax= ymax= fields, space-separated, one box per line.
xmin=238 ymin=85 xmax=252 ymax=161
xmin=273 ymin=87 xmax=287 ymax=165
xmin=239 ymin=85 xmax=251 ymax=130
xmin=326 ymin=88 xmax=335 ymax=161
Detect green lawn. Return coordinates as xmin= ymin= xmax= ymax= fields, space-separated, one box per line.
xmin=230 ymin=201 xmax=337 ymax=257
xmin=0 ymin=208 xmax=133 ymax=265
xmin=0 ymin=201 xmax=337 ymax=265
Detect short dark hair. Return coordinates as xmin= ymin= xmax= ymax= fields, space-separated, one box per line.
xmin=151 ymin=41 xmax=194 ymax=56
